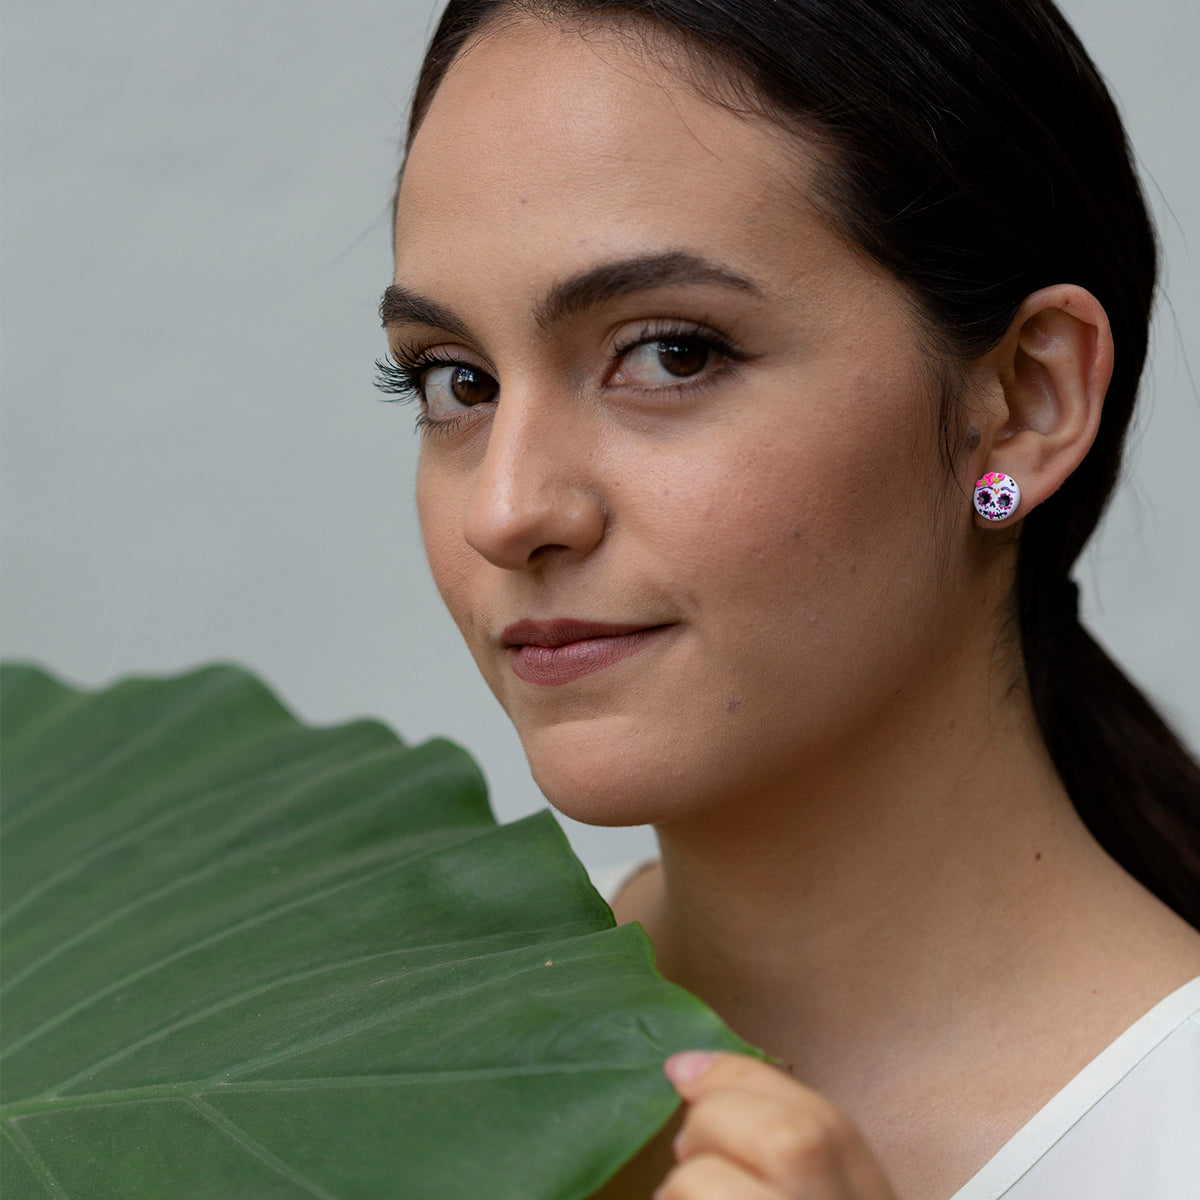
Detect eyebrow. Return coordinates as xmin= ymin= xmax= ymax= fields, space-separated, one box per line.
xmin=378 ymin=287 xmax=473 ymax=339
xmin=379 ymin=250 xmax=761 ymax=336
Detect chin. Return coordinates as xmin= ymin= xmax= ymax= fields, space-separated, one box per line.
xmin=518 ymin=721 xmax=697 ymax=828
xmin=525 ymin=750 xmax=661 ymax=828
xmin=516 ymin=724 xmax=672 ymax=830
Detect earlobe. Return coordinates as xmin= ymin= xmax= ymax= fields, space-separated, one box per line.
xmin=972 ymin=285 xmax=1113 ymax=528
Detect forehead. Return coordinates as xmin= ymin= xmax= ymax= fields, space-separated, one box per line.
xmin=393 ymin=17 xmax=835 ymax=291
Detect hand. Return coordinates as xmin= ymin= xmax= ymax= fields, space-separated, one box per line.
xmin=657 ymin=1051 xmax=898 ymax=1200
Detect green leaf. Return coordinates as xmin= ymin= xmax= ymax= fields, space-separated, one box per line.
xmin=0 ymin=662 xmax=753 ymax=1199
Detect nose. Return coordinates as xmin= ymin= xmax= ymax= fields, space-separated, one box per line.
xmin=462 ymin=392 xmax=606 ymax=571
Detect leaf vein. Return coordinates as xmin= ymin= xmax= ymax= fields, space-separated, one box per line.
xmin=1 ymin=670 xmax=251 ymax=838
xmin=2 ymin=824 xmax=500 ymax=1061
xmin=1 ymin=1118 xmax=72 ymax=1198
xmin=4 ymin=1061 xmax=662 ymax=1118
xmin=2 ymin=739 xmax=429 ymax=991
xmin=41 ymin=927 xmax=606 ymax=1097
xmin=1 ymin=730 xmax=386 ymax=927
xmin=184 ymin=1097 xmax=340 ymax=1200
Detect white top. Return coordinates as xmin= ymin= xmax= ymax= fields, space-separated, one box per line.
xmin=589 ymin=860 xmax=1200 ymax=1199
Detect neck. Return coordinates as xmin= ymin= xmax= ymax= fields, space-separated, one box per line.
xmin=642 ymin=642 xmax=1128 ymax=1088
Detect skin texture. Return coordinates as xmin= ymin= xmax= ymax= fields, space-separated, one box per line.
xmin=389 ymin=17 xmax=1200 ymax=1199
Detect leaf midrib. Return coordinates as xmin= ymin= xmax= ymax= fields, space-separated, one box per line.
xmin=1 ymin=1061 xmax=661 ymax=1118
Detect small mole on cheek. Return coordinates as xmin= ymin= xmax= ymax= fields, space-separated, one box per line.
xmin=1035 ymin=851 xmax=1042 ymax=861
xmin=724 ymin=696 xmax=743 ymax=714
xmin=966 ymin=427 xmax=981 ymax=450
xmin=519 ymin=196 xmax=529 ymax=204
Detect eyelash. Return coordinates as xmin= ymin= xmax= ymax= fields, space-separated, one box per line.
xmin=374 ymin=345 xmax=462 ymax=434
xmin=373 ymin=321 xmax=745 ymax=436
xmin=611 ymin=320 xmax=744 ymax=387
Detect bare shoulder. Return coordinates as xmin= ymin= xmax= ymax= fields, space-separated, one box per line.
xmin=608 ymin=860 xmax=663 ymax=928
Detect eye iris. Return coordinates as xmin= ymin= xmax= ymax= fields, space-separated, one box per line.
xmin=450 ymin=366 xmax=496 ymax=406
xmin=657 ymin=339 xmax=709 ymax=377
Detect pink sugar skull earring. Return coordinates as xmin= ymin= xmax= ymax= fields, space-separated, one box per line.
xmin=973 ymin=471 xmax=1020 ymax=521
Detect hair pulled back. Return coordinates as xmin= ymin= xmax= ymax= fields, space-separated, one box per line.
xmin=405 ymin=0 xmax=1200 ymax=925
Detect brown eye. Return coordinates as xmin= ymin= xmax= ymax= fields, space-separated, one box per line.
xmin=449 ymin=366 xmax=497 ymax=406
xmin=656 ymin=338 xmax=710 ymax=377
xmin=423 ymin=362 xmax=498 ymax=420
xmin=615 ymin=334 xmax=720 ymax=387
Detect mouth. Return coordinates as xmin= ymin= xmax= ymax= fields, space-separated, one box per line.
xmin=499 ymin=619 xmax=675 ymax=686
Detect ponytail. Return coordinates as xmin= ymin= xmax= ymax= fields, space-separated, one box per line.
xmin=1021 ymin=565 xmax=1200 ymax=928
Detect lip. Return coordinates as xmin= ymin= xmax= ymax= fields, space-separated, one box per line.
xmin=500 ymin=619 xmax=674 ymax=686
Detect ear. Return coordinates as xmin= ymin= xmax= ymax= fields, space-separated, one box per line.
xmin=970 ymin=285 xmax=1113 ymax=528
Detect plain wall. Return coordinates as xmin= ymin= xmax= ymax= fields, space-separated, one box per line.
xmin=2 ymin=0 xmax=1197 ymax=872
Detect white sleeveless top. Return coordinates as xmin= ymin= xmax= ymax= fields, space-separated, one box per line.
xmin=589 ymin=860 xmax=1200 ymax=1199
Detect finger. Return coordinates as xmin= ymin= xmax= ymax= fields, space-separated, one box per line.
xmin=675 ymin=1090 xmax=854 ymax=1197
xmin=665 ymin=1052 xmax=835 ymax=1114
xmin=665 ymin=1053 xmax=898 ymax=1200
xmin=655 ymin=1152 xmax=783 ymax=1200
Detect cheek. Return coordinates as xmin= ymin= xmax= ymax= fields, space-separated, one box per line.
xmin=664 ymin=421 xmax=912 ymax=595
xmin=416 ymin=462 xmax=471 ymax=621
xmin=657 ymin=408 xmax=946 ymax=700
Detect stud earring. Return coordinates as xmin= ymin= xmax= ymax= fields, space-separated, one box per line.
xmin=973 ymin=471 xmax=1020 ymax=522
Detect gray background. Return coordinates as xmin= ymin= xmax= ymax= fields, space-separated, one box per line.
xmin=3 ymin=0 xmax=1197 ymax=873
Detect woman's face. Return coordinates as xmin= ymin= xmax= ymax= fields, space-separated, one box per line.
xmin=390 ymin=18 xmax=974 ymax=826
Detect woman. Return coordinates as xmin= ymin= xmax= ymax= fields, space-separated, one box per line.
xmin=378 ymin=1 xmax=1200 ymax=1196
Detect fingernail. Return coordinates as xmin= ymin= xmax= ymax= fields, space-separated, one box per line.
xmin=664 ymin=1050 xmax=719 ymax=1085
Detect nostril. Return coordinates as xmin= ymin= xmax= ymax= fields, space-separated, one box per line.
xmin=464 ymin=481 xmax=607 ymax=571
